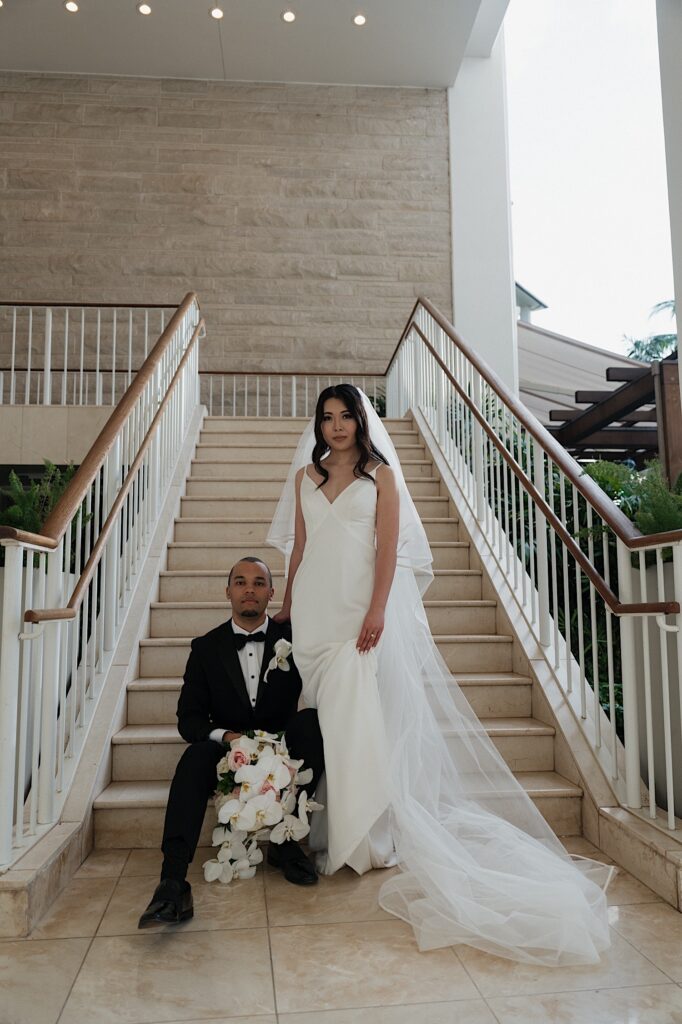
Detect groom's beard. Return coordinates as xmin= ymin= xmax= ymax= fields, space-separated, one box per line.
xmin=240 ymin=608 xmax=260 ymax=618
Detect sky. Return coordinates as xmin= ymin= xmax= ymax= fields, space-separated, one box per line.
xmin=504 ymin=0 xmax=676 ymax=354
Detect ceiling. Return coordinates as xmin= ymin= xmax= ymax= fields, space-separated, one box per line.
xmin=0 ymin=0 xmax=507 ymax=88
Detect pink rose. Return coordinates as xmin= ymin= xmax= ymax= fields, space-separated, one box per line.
xmin=227 ymin=748 xmax=250 ymax=772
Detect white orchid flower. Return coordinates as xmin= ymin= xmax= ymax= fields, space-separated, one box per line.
xmin=233 ymin=857 xmax=257 ymax=880
xmin=297 ymin=789 xmax=324 ymax=825
xmin=203 ymin=858 xmax=223 ymax=882
xmin=262 ymin=754 xmax=293 ymax=791
xmin=263 ymin=638 xmax=293 ymax=683
xmin=235 ymin=790 xmax=283 ymax=831
xmin=246 ymin=840 xmax=264 ymax=866
xmin=253 ymin=730 xmax=279 ymax=746
xmin=216 ymin=755 xmax=231 ymax=776
xmin=269 ymin=813 xmax=309 ymax=845
xmin=217 ymin=835 xmax=247 ymax=863
xmin=204 ymin=857 xmax=237 ymax=884
xmin=294 ymin=767 xmax=313 ymax=786
xmin=280 ymin=787 xmax=296 ymax=814
xmin=219 ymin=860 xmax=235 ymax=884
xmin=234 ymin=762 xmax=271 ymax=799
xmin=217 ymin=797 xmax=244 ymax=828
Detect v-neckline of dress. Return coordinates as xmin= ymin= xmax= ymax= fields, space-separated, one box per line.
xmin=305 ymin=467 xmax=375 ymax=507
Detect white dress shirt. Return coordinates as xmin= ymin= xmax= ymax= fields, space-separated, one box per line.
xmin=208 ymin=618 xmax=269 ymax=744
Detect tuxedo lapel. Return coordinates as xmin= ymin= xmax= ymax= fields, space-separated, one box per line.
xmin=256 ymin=619 xmax=277 ymax=705
xmin=216 ymin=620 xmax=253 ymax=716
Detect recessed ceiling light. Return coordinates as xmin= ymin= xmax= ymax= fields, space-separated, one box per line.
xmin=137 ymin=2 xmax=152 ymax=13
xmin=353 ymin=13 xmax=366 ymax=25
xmin=281 ymin=9 xmax=295 ymax=22
xmin=210 ymin=5 xmax=224 ymax=17
xmin=64 ymin=0 xmax=79 ymax=11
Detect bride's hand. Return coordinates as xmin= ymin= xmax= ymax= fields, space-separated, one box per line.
xmin=357 ymin=607 xmax=384 ymax=653
xmin=272 ymin=607 xmax=291 ymax=624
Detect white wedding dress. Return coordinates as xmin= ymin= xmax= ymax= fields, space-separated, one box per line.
xmin=270 ymin=396 xmax=614 ymax=967
xmin=291 ymin=465 xmax=396 ymax=875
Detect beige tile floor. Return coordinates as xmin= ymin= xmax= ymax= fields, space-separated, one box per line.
xmin=2 ymin=839 xmax=682 ymax=1024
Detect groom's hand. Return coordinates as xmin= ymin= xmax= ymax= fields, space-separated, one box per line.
xmin=222 ymin=731 xmax=242 ymax=744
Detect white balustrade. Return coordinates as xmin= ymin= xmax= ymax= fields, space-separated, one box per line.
xmin=199 ymin=373 xmax=387 ymax=418
xmin=0 ymin=303 xmax=174 ymax=407
xmin=0 ymin=296 xmax=203 ymax=869
xmin=387 ymin=298 xmax=682 ymax=832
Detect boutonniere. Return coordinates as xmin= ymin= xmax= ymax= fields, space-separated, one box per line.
xmin=263 ymin=638 xmax=293 ymax=683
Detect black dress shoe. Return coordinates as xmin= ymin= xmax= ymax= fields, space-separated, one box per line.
xmin=138 ymin=879 xmax=194 ymax=928
xmin=268 ymin=841 xmax=318 ymax=886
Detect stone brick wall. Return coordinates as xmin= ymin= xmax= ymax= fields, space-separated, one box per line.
xmin=0 ymin=73 xmax=452 ymax=373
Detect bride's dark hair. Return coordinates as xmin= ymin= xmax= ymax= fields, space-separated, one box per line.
xmin=312 ymin=384 xmax=389 ymax=486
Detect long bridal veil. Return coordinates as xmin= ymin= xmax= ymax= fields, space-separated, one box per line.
xmin=267 ymin=392 xmax=613 ymax=966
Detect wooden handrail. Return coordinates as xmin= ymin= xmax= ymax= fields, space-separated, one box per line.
xmin=407 ymin=296 xmax=682 ymax=552
xmin=2 ymin=291 xmax=681 ymax=575
xmin=413 ymin=326 xmax=680 ymax=616
xmin=0 ymin=293 xmax=200 ymax=551
xmin=25 ymin=320 xmax=204 ymax=624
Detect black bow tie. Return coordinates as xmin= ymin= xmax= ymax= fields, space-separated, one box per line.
xmin=233 ymin=631 xmax=267 ymax=650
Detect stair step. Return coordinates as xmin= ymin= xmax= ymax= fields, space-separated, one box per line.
xmin=201 ymin=416 xmax=411 ymax=431
xmin=139 ymin=629 xmax=508 ymax=677
xmin=199 ymin=429 xmax=421 ymax=447
xmin=157 ymin=568 xmax=483 ymax=604
xmin=166 ymin=539 xmax=469 ymax=572
xmin=172 ymin=515 xmax=459 ymax=544
xmin=127 ymin=670 xmax=532 ymax=725
xmin=186 ymin=459 xmax=434 ymax=483
xmin=194 ymin=443 xmax=426 ymax=462
xmin=178 ymin=483 xmax=444 ymax=507
xmin=110 ymin=716 xmax=554 ymax=783
xmin=182 ymin=479 xmax=444 ymax=500
xmin=148 ymin=599 xmax=496 ymax=639
xmin=93 ymin=770 xmax=581 ymax=848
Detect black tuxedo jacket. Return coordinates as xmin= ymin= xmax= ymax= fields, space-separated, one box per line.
xmin=176 ymin=617 xmax=302 ymax=743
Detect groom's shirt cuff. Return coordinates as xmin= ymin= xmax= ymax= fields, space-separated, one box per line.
xmin=209 ymin=728 xmax=226 ymax=744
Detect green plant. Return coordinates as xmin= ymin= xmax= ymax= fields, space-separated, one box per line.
xmin=368 ymin=393 xmax=386 ymax=418
xmin=0 ymin=461 xmax=77 ymax=534
xmin=625 ymin=299 xmax=677 ymax=362
xmin=634 ymin=461 xmax=682 ymax=536
xmin=582 ymin=460 xmax=641 ymax=519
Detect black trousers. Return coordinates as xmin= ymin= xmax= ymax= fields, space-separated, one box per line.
xmin=161 ymin=708 xmax=325 ymax=881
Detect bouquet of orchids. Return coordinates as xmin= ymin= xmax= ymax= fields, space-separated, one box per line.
xmin=203 ymin=729 xmax=322 ymax=884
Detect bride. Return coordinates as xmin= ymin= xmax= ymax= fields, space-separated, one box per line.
xmin=268 ymin=383 xmax=613 ymax=966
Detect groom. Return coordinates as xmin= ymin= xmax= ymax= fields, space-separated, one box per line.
xmin=138 ymin=556 xmax=324 ymax=928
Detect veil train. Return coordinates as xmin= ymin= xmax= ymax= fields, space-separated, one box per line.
xmin=267 ymin=391 xmax=613 ymax=966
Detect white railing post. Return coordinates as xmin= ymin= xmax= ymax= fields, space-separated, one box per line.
xmin=533 ymin=440 xmax=551 ymax=646
xmin=472 ymin=375 xmax=486 ymax=523
xmin=103 ymin=439 xmax=121 ymax=652
xmin=0 ymin=544 xmax=23 ymax=866
xmin=43 ymin=308 xmax=52 ymax=405
xmin=38 ymin=542 xmax=64 ymax=824
xmin=616 ymin=538 xmax=642 ymax=809
xmin=672 ymin=544 xmax=682 ymax=812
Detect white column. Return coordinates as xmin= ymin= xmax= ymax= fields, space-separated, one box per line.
xmin=448 ymin=29 xmax=518 ymax=393
xmin=656 ymin=0 xmax=682 ymax=407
